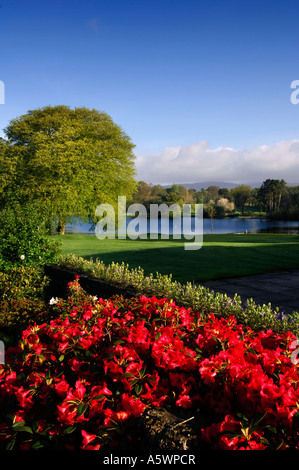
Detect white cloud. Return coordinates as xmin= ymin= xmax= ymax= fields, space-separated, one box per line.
xmin=135 ymin=139 xmax=299 ymax=185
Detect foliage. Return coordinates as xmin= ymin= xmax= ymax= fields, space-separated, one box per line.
xmin=0 ymin=139 xmax=15 ymax=200
xmin=57 ymin=254 xmax=299 ymax=334
xmin=0 ymin=266 xmax=49 ymax=302
xmin=230 ymin=185 xmax=252 ymax=214
xmin=268 ymin=184 xmax=299 ymax=220
xmin=216 ymin=197 xmax=234 ymax=213
xmin=258 ymin=179 xmax=287 ymax=213
xmin=0 ymin=197 xmax=61 ymax=271
xmin=0 ymin=265 xmax=51 ymax=345
xmin=2 ymin=105 xmax=137 ymax=233
xmin=0 ymin=298 xmax=50 ymax=335
xmin=0 ymin=282 xmax=299 ymax=450
xmin=130 ymin=179 xmax=299 ymax=219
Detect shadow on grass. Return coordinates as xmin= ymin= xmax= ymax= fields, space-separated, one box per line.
xmin=76 ymin=239 xmax=299 ymax=283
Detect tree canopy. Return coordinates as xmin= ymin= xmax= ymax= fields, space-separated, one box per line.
xmin=230 ymin=185 xmax=252 ymax=214
xmin=1 ymin=105 xmax=137 ymax=233
xmin=258 ymin=179 xmax=286 ymax=213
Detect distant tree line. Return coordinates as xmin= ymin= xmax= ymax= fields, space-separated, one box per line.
xmin=130 ymin=179 xmax=299 ymax=220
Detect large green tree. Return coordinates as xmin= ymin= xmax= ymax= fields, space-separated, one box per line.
xmin=2 ymin=105 xmax=137 ymax=233
xmin=0 ymin=138 xmax=16 ymax=202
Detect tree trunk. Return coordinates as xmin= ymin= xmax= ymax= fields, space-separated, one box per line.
xmin=57 ymin=219 xmax=65 ymax=235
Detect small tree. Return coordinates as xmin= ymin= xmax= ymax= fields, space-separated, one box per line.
xmin=216 ymin=197 xmax=235 ymax=213
xmin=231 ymin=185 xmax=252 ymax=214
xmin=206 ymin=185 xmax=219 ymax=200
xmin=207 ymin=203 xmax=216 ymax=232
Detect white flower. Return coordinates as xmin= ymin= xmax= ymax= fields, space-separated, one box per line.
xmin=49 ymin=297 xmax=59 ymax=305
xmin=20 ymin=255 xmax=25 ymax=260
xmin=90 ymin=295 xmax=98 ymax=301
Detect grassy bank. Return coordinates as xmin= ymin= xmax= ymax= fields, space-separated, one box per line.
xmin=53 ymin=233 xmax=299 ymax=283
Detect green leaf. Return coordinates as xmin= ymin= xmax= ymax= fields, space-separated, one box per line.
xmin=64 ymin=426 xmax=76 ymax=435
xmin=12 ymin=420 xmax=26 ymax=429
xmin=236 ymin=413 xmax=248 ymax=425
xmin=77 ymin=402 xmax=88 ymax=417
xmin=277 ymin=441 xmax=287 ymax=450
xmin=31 ymin=440 xmax=45 ymax=449
xmin=6 ymin=436 xmax=17 ymax=450
xmin=134 ymin=383 xmax=142 ymax=395
xmin=147 ymin=376 xmax=157 ymax=384
xmin=264 ymin=425 xmax=277 ymax=434
xmin=90 ymin=394 xmax=106 ymax=401
xmin=251 ymin=411 xmax=267 ymax=429
xmin=14 ymin=425 xmax=33 ymax=434
xmin=114 ymin=339 xmax=125 ymax=345
xmin=211 ymin=334 xmax=219 ymax=342
xmin=246 ymin=347 xmax=258 ymax=355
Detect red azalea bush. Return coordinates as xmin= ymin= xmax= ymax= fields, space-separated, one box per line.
xmin=0 ymin=277 xmax=299 ymax=450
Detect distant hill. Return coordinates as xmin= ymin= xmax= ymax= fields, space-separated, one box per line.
xmin=164 ymin=181 xmax=242 ymax=190
xmin=163 ymin=181 xmax=299 ymax=190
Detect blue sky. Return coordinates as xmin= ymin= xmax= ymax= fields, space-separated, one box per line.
xmin=1 ymin=0 xmax=299 ymax=185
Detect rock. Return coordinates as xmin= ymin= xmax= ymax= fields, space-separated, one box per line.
xmin=139 ymin=408 xmax=204 ymax=451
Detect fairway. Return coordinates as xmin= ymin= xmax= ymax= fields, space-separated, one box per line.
xmin=53 ymin=233 xmax=299 ymax=283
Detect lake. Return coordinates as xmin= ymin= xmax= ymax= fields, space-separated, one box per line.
xmin=65 ymin=217 xmax=299 ymax=235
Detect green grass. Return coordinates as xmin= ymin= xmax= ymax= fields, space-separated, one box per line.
xmin=53 ymin=233 xmax=299 ymax=283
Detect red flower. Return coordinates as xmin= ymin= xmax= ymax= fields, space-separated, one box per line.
xmin=56 ymin=402 xmax=77 ymax=426
xmin=54 ymin=379 xmax=70 ymax=398
xmin=15 ymin=387 xmax=34 ymax=410
xmin=176 ymin=394 xmax=193 ymax=409
xmin=66 ymin=380 xmax=86 ymax=402
xmin=120 ymin=393 xmax=146 ymax=417
xmin=81 ymin=429 xmax=97 ymax=449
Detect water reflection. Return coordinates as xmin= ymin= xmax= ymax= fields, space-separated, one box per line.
xmin=65 ymin=217 xmax=299 ymax=235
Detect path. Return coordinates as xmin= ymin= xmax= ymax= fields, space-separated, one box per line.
xmin=200 ymin=270 xmax=299 ymax=315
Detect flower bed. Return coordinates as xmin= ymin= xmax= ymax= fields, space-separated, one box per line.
xmin=55 ymin=254 xmax=299 ymax=334
xmin=0 ymin=277 xmax=299 ymax=450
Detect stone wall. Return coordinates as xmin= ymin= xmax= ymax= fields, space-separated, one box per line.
xmin=43 ymin=264 xmax=137 ymax=302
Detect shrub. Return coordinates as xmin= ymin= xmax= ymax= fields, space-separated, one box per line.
xmin=0 ymin=298 xmax=50 ymax=334
xmin=215 ymin=205 xmax=226 ymax=217
xmin=0 ymin=281 xmax=299 ymax=450
xmin=0 ymin=266 xmax=51 ymax=342
xmin=216 ymin=198 xmax=235 ymax=214
xmin=0 ymin=265 xmax=50 ymax=302
xmin=56 ymin=254 xmax=299 ymax=334
xmin=0 ymin=198 xmax=61 ymax=271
